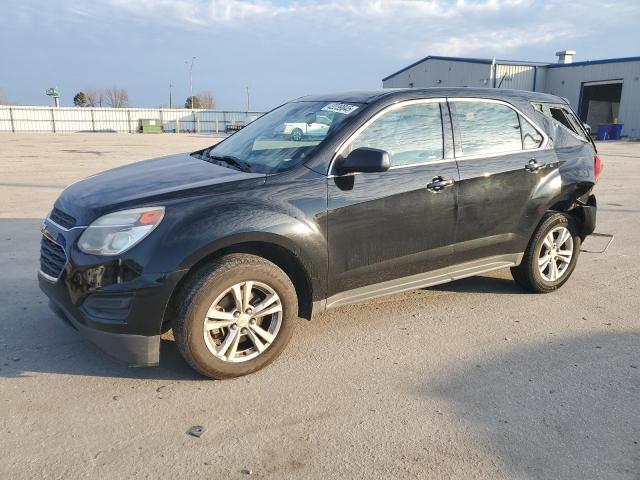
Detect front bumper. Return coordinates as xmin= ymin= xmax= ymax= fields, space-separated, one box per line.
xmin=39 ymin=264 xmax=186 ymax=367
xmin=38 ymin=213 xmax=189 ymax=366
xmin=45 ymin=297 xmax=161 ymax=367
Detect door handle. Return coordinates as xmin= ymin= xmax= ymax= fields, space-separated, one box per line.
xmin=525 ymin=158 xmax=542 ymax=172
xmin=427 ymin=176 xmax=455 ymax=192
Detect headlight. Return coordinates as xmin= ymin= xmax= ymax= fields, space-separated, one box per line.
xmin=78 ymin=207 xmax=165 ymax=256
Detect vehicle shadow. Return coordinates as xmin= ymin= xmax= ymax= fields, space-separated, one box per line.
xmin=422 ymin=331 xmax=640 ymax=479
xmin=1 ymin=324 xmax=204 ymax=381
xmin=428 ymin=272 xmax=527 ymax=295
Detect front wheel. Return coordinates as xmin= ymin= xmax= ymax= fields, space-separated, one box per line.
xmin=173 ymin=254 xmax=298 ymax=379
xmin=511 ymin=213 xmax=581 ymax=293
xmin=290 ymin=128 xmax=303 ymax=141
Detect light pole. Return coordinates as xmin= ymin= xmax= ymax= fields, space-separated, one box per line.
xmin=186 ymin=57 xmax=196 ymax=108
xmin=246 ymin=86 xmax=250 ymax=112
xmin=169 ymin=83 xmax=173 ymax=109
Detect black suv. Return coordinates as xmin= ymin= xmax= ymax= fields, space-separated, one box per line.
xmin=39 ymin=88 xmax=600 ymax=378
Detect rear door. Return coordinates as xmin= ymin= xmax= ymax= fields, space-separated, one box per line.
xmin=326 ymin=100 xmax=459 ymax=299
xmin=449 ymin=98 xmax=555 ymax=263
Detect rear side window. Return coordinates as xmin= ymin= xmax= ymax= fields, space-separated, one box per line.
xmin=534 ymin=103 xmax=588 ymax=140
xmin=454 ymin=102 xmax=542 ymax=157
xmin=551 ymin=108 xmax=573 ymax=129
xmin=350 ymin=102 xmax=443 ymax=166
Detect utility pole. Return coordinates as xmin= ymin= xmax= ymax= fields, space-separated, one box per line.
xmin=186 ymin=57 xmax=196 ymax=108
xmin=169 ymin=83 xmax=173 ymax=109
xmin=246 ymin=86 xmax=250 ymax=112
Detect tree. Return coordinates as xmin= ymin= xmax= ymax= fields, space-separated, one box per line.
xmin=185 ymin=92 xmax=216 ymax=109
xmin=73 ymin=91 xmax=88 ymax=107
xmin=104 ymin=88 xmax=129 ymax=108
xmin=184 ymin=95 xmax=201 ymax=109
xmin=196 ymin=91 xmax=216 ymax=109
xmin=84 ymin=89 xmax=104 ymax=107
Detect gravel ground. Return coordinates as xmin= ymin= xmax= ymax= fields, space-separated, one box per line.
xmin=0 ymin=134 xmax=638 ymax=479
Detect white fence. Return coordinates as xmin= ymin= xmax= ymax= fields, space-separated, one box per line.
xmin=0 ymin=106 xmax=264 ymax=133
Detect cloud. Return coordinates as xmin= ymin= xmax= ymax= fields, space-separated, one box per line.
xmin=9 ymin=0 xmax=635 ymax=62
xmin=97 ymin=0 xmax=559 ymax=57
xmin=105 ymin=0 xmax=537 ymax=26
xmin=428 ymin=23 xmax=578 ymax=57
xmin=2 ymin=0 xmax=639 ymax=107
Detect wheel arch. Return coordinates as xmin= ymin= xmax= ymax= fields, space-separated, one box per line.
xmin=162 ymin=237 xmax=317 ymax=332
xmin=546 ymin=194 xmax=596 ymax=239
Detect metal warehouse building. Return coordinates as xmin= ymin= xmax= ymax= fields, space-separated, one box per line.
xmin=382 ymin=51 xmax=640 ymax=139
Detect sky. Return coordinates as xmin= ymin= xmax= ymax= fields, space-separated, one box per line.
xmin=1 ymin=0 xmax=638 ymax=111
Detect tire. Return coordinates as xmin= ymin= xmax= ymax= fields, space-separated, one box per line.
xmin=290 ymin=128 xmax=303 ymax=141
xmin=511 ymin=212 xmax=581 ymax=293
xmin=173 ymin=254 xmax=298 ymax=379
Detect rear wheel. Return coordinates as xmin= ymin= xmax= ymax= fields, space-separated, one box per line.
xmin=511 ymin=213 xmax=581 ymax=293
xmin=173 ymin=254 xmax=298 ymax=379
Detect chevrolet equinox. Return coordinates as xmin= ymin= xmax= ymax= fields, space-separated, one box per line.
xmin=39 ymin=88 xmax=601 ymax=378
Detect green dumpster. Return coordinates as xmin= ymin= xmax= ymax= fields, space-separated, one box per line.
xmin=139 ymin=118 xmax=163 ymax=133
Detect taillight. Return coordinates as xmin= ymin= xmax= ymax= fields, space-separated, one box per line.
xmin=594 ymin=154 xmax=602 ymax=183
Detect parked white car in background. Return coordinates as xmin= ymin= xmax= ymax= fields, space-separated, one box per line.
xmin=280 ymin=114 xmax=331 ymax=141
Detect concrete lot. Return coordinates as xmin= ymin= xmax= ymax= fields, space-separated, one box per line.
xmin=1 ymin=133 xmax=638 ymax=479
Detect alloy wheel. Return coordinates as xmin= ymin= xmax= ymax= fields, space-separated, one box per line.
xmin=291 ymin=129 xmax=303 ymax=141
xmin=203 ymin=281 xmax=283 ymax=363
xmin=538 ymin=226 xmax=574 ymax=282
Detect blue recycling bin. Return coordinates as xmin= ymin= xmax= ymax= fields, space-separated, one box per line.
xmin=610 ymin=123 xmax=623 ymax=140
xmin=597 ymin=124 xmax=610 ymax=141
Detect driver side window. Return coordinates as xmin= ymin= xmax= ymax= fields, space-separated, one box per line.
xmin=350 ymin=102 xmax=443 ymax=167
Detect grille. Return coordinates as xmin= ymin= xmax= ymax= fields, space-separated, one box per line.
xmin=49 ymin=207 xmax=77 ymax=229
xmin=40 ymin=236 xmax=67 ymax=279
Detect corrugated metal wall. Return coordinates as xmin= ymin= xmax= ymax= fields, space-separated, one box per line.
xmin=494 ymin=64 xmax=536 ymax=90
xmin=383 ymin=59 xmax=539 ymax=91
xmin=533 ymin=67 xmax=547 ymax=92
xmin=0 ymin=107 xmax=264 ymax=133
xmin=543 ymin=61 xmax=640 ymax=138
xmin=383 ymin=59 xmax=492 ymax=89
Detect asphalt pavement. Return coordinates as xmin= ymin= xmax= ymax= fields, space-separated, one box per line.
xmin=1 ymin=134 xmax=638 ymax=479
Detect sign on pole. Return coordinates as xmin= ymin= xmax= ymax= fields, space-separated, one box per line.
xmin=46 ymin=87 xmax=60 ymax=107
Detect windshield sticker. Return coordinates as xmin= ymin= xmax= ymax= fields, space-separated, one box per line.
xmin=321 ymin=103 xmax=359 ymax=115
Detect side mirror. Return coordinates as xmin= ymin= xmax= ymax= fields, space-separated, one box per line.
xmin=336 ymin=147 xmax=390 ymax=174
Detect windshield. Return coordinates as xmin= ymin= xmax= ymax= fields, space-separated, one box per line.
xmin=204 ymin=101 xmax=364 ymax=174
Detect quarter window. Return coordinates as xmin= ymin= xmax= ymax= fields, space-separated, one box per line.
xmin=536 ymin=103 xmax=589 ymax=141
xmin=349 ymin=103 xmax=443 ymax=167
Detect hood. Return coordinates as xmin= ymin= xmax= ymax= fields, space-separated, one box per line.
xmin=55 ymin=152 xmax=264 ymax=224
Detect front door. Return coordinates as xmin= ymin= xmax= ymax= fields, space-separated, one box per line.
xmin=449 ymin=99 xmax=556 ymax=263
xmin=327 ymin=100 xmax=459 ymax=298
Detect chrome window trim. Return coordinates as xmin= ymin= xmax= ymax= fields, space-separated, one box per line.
xmin=327 ymin=98 xmax=447 ymax=176
xmin=448 ymin=97 xmax=549 ymax=160
xmin=327 ymin=96 xmax=551 ymax=177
